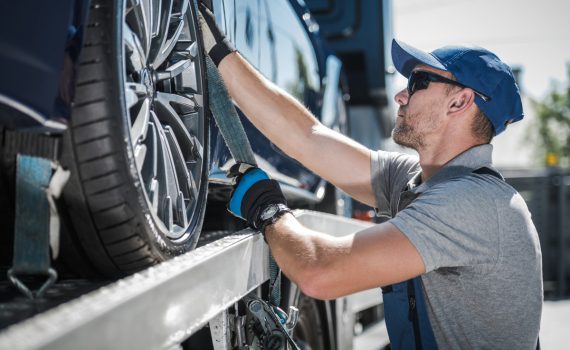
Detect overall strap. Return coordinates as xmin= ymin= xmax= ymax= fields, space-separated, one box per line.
xmin=472 ymin=167 xmax=504 ymax=180
xmin=407 ymin=279 xmax=422 ymax=350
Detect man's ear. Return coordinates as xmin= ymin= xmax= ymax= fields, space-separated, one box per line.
xmin=448 ymin=89 xmax=475 ymax=115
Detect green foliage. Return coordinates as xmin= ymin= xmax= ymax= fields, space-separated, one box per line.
xmin=531 ymin=63 xmax=570 ymax=168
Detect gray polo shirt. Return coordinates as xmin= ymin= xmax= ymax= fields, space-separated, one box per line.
xmin=371 ymin=144 xmax=543 ymax=349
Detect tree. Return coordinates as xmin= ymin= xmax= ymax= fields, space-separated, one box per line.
xmin=531 ymin=63 xmax=570 ymax=168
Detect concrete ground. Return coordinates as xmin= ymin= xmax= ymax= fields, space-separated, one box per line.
xmin=354 ymin=300 xmax=570 ymax=349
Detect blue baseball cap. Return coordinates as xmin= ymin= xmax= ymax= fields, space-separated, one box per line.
xmin=391 ymin=39 xmax=523 ymax=135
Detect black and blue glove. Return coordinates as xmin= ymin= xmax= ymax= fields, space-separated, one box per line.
xmin=198 ymin=2 xmax=236 ymax=66
xmin=228 ymin=163 xmax=290 ymax=233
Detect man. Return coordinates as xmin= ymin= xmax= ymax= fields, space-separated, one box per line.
xmin=199 ymin=5 xmax=542 ymax=349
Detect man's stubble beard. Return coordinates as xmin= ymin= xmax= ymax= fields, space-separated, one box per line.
xmin=392 ymin=104 xmax=443 ymax=151
xmin=392 ymin=111 xmax=425 ymax=150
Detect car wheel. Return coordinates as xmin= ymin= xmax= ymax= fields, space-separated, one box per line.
xmin=60 ymin=0 xmax=209 ymax=277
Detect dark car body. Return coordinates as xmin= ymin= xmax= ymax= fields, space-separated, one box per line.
xmin=0 ymin=0 xmax=344 ymax=206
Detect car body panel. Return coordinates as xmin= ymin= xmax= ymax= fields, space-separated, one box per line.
xmin=0 ymin=0 xmax=89 ymax=132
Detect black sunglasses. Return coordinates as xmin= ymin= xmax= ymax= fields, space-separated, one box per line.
xmin=407 ymin=71 xmax=491 ymax=102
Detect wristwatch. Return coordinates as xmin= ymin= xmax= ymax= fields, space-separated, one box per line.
xmin=257 ymin=203 xmax=291 ymax=232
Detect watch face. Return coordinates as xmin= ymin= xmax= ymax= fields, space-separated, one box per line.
xmin=260 ymin=205 xmax=279 ymax=221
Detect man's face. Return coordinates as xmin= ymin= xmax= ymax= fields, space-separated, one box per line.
xmin=392 ymin=66 xmax=453 ymax=150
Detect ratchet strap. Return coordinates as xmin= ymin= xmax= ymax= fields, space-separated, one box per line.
xmin=205 ymin=56 xmax=282 ymax=307
xmin=7 ymin=155 xmax=69 ymax=299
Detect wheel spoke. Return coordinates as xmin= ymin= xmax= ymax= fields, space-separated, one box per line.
xmin=162 ymin=195 xmax=173 ymax=231
xmin=148 ymin=0 xmax=173 ymax=66
xmin=157 ymin=91 xmax=196 ymax=114
xmin=155 ymin=58 xmax=192 ymax=81
xmin=143 ymin=121 xmax=159 ymax=213
xmin=155 ymin=92 xmax=200 ymax=161
xmin=181 ymin=111 xmax=200 ymax=136
xmin=186 ymin=168 xmax=199 ymax=201
xmin=142 ymin=120 xmax=158 ymax=189
xmin=123 ymin=20 xmax=147 ymax=73
xmin=163 ymin=124 xmax=195 ymax=203
xmin=125 ymin=88 xmax=139 ymax=109
xmin=171 ymin=0 xmax=189 ymax=23
xmin=126 ymin=0 xmax=152 ymax=56
xmin=126 ymin=82 xmax=148 ymax=96
xmin=150 ymin=112 xmax=178 ymax=228
xmin=190 ymin=135 xmax=203 ymax=161
xmin=131 ymin=97 xmax=151 ymax=143
xmin=134 ymin=143 xmax=147 ymax=170
xmin=125 ymin=82 xmax=147 ymax=109
xmin=153 ymin=17 xmax=185 ymax=68
xmin=149 ymin=0 xmax=162 ymax=38
xmin=176 ymin=192 xmax=188 ymax=228
xmin=149 ymin=178 xmax=159 ymax=213
xmin=160 ymin=127 xmax=183 ymax=231
xmin=190 ymin=92 xmax=203 ymax=107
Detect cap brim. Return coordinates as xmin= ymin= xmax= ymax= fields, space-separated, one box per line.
xmin=391 ymin=39 xmax=447 ymax=78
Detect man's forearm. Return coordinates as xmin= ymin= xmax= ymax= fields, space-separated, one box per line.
xmin=217 ymin=52 xmax=320 ymax=161
xmin=264 ymin=214 xmax=427 ymax=300
xmin=264 ymin=214 xmax=352 ymax=300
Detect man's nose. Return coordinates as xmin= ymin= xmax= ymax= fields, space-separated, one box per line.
xmin=394 ymin=88 xmax=409 ymax=106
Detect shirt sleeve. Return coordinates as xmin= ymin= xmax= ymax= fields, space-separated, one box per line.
xmin=389 ymin=178 xmax=501 ymax=273
xmin=370 ymin=150 xmax=419 ymax=217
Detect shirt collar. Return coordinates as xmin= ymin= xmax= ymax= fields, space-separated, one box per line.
xmin=406 ymin=144 xmax=494 ymax=193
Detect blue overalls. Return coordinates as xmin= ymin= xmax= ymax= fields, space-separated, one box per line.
xmin=381 ymin=185 xmax=437 ymax=350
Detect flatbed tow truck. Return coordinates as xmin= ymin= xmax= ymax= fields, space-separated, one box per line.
xmin=0 ymin=1 xmax=397 ymax=348
xmin=0 ymin=211 xmax=388 ymax=349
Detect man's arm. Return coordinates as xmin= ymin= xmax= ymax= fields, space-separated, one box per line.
xmin=265 ymin=214 xmax=426 ymax=300
xmin=226 ymin=165 xmax=422 ymax=299
xmin=199 ymin=5 xmax=377 ymax=205
xmin=217 ymin=53 xmax=376 ymax=206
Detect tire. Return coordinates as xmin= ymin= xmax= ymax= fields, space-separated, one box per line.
xmin=60 ymin=0 xmax=209 ymax=277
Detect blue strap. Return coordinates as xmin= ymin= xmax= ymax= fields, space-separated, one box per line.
xmin=206 ymin=56 xmax=256 ymax=164
xmin=206 ymin=56 xmax=282 ymax=306
xmin=8 ymin=155 xmax=58 ymax=299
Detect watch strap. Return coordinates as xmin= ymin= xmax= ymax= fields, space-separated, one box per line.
xmin=257 ymin=204 xmax=291 ymax=234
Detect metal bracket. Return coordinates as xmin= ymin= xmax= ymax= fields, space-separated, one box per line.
xmin=6 ymin=268 xmax=58 ymax=300
xmin=244 ymin=294 xmax=300 ymax=350
xmin=209 ymin=310 xmax=232 ymax=350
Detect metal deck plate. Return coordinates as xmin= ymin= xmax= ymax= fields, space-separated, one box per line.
xmin=0 ymin=210 xmax=379 ymax=350
xmin=0 ymin=230 xmax=268 ymax=350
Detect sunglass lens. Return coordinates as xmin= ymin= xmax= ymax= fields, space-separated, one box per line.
xmin=408 ymin=72 xmax=430 ymax=95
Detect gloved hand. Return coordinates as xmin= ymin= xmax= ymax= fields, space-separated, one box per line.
xmin=198 ymin=2 xmax=236 ymax=66
xmin=228 ymin=163 xmax=290 ymax=233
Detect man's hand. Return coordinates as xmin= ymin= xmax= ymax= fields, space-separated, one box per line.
xmin=227 ymin=163 xmax=290 ymax=232
xmin=198 ymin=3 xmax=236 ymax=66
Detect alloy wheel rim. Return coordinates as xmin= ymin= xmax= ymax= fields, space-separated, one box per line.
xmin=123 ymin=0 xmax=206 ymax=241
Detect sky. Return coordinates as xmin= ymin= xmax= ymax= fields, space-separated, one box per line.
xmin=392 ymin=0 xmax=570 ymax=100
